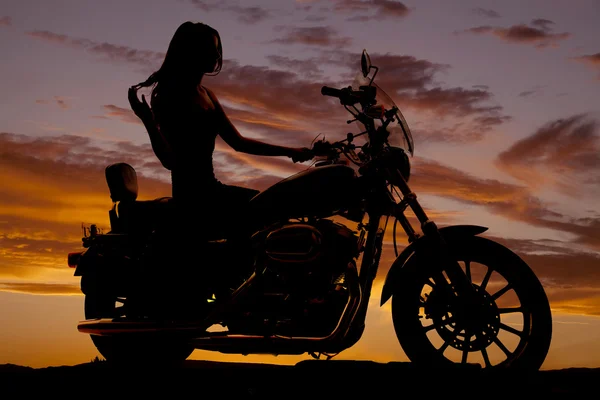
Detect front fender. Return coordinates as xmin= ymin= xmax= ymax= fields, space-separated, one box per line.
xmin=380 ymin=224 xmax=488 ymax=306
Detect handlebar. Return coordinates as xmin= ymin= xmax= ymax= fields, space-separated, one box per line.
xmin=321 ymin=85 xmax=362 ymax=106
xmin=321 ymin=86 xmax=344 ymax=98
xmin=321 ymin=85 xmax=377 ymax=106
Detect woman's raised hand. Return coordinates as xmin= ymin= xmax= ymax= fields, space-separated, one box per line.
xmin=128 ymin=86 xmax=153 ymax=122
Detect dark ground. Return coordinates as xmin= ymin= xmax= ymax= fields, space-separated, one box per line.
xmin=1 ymin=360 xmax=598 ymax=398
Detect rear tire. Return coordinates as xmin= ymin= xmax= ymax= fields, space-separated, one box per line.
xmin=82 ymin=273 xmax=194 ymax=366
xmin=391 ymin=236 xmax=552 ymax=371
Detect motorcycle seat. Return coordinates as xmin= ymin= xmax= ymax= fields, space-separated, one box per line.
xmin=112 ymin=197 xmax=174 ymax=233
xmin=105 ymin=163 xmax=174 ymax=232
xmin=104 ymin=162 xmax=227 ymax=239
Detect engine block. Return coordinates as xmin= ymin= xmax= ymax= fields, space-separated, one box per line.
xmin=227 ymin=219 xmax=360 ymax=336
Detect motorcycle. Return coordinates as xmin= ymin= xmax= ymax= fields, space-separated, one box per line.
xmin=67 ymin=50 xmax=552 ymax=370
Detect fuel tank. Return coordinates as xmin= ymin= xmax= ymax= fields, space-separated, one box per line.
xmin=249 ymin=164 xmax=360 ymax=225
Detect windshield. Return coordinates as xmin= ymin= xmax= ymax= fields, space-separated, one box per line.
xmin=352 ymin=72 xmax=414 ymax=156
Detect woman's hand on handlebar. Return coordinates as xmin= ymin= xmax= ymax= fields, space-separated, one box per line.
xmin=312 ymin=139 xmax=334 ymax=156
xmin=289 ymin=147 xmax=314 ymax=163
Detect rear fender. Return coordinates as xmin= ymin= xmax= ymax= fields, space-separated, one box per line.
xmin=73 ymin=247 xmax=96 ymax=276
xmin=380 ymin=225 xmax=488 ymax=306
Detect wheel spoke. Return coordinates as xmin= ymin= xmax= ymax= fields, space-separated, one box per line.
xmin=437 ymin=328 xmax=460 ymax=354
xmin=491 ymin=283 xmax=513 ymax=300
xmin=498 ymin=307 xmax=523 ymax=314
xmin=480 ymin=268 xmax=492 ymax=291
xmin=432 ymin=271 xmax=448 ymax=287
xmin=493 ymin=337 xmax=512 ymax=357
xmin=500 ymin=323 xmax=524 ymax=337
xmin=464 ymin=260 xmax=472 ymax=283
xmin=481 ymin=347 xmax=492 ymax=368
xmin=423 ymin=315 xmax=456 ymax=332
xmin=438 ymin=340 xmax=450 ymax=354
xmin=461 ymin=331 xmax=470 ymax=364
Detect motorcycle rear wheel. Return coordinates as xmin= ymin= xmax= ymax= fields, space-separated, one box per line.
xmin=391 ymin=236 xmax=552 ymax=370
xmin=82 ymin=274 xmax=194 ymax=366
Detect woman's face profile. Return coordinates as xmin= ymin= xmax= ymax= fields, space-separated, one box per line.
xmin=206 ymin=34 xmax=221 ymax=72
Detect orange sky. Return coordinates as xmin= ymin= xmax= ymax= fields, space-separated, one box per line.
xmin=1 ymin=0 xmax=600 ymax=369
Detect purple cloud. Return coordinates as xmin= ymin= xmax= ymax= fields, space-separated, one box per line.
xmin=455 ymin=19 xmax=571 ymax=49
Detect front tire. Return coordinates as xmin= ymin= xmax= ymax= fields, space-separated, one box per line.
xmin=391 ymin=236 xmax=552 ymax=370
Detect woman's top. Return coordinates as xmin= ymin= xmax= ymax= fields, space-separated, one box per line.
xmin=151 ymin=86 xmax=221 ymax=201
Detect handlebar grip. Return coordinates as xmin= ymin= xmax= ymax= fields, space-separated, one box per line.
xmin=321 ymin=86 xmax=343 ymax=98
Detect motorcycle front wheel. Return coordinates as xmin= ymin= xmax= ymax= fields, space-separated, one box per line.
xmin=391 ymin=236 xmax=552 ymax=370
xmin=82 ymin=273 xmax=195 ymax=366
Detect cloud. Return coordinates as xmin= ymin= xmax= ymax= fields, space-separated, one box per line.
xmin=495 ymin=113 xmax=600 ymax=196
xmin=26 ymin=30 xmax=165 ymax=72
xmin=455 ymin=19 xmax=571 ymax=49
xmin=409 ymin=156 xmax=600 ymax=251
xmin=304 ymin=14 xmax=328 ymax=22
xmin=405 ymin=87 xmax=502 ymax=118
xmin=184 ymin=0 xmax=274 ymax=24
xmin=572 ymin=53 xmax=600 ymax=66
xmin=94 ymin=104 xmax=142 ymax=125
xmin=472 ymin=8 xmax=501 ymax=19
xmin=266 ymin=55 xmax=325 ymax=79
xmin=488 ymin=237 xmax=600 ymax=283
xmin=208 ymin=58 xmax=351 ymax=141
xmin=0 ymin=282 xmax=81 ymax=295
xmin=571 ymin=53 xmax=600 ymax=80
xmin=184 ymin=0 xmax=222 ymax=12
xmin=518 ymin=85 xmax=544 ymax=98
xmin=414 ymin=117 xmax=511 ymax=144
xmin=217 ymin=49 xmax=510 ymax=143
xmin=228 ymin=5 xmax=273 ymax=24
xmin=35 ymin=96 xmax=70 ymax=110
xmin=26 ymin=29 xmax=509 ymax=144
xmin=348 ymin=52 xmax=511 ymax=140
xmin=332 ymin=0 xmax=412 ymax=21
xmin=0 ymin=16 xmax=11 ymax=26
xmin=531 ymin=18 xmax=555 ymax=31
xmin=271 ymin=25 xmax=353 ymax=47
xmin=0 ymin=132 xmax=173 ymax=279
xmin=214 ymin=49 xmax=508 ymax=144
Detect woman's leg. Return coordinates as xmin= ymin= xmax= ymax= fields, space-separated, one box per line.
xmin=213 ymin=184 xmax=259 ymax=238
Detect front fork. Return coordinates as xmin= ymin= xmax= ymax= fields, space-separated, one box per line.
xmin=391 ymin=171 xmax=476 ymax=300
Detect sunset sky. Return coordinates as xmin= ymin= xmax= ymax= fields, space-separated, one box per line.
xmin=1 ymin=0 xmax=600 ymax=370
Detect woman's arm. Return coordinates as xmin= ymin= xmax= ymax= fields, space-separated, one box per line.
xmin=205 ymin=87 xmax=311 ymax=161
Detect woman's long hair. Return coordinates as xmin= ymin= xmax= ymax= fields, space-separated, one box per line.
xmin=132 ymin=21 xmax=222 ymax=98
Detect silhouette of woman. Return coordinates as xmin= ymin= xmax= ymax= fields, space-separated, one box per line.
xmin=128 ymin=21 xmax=312 ymax=238
xmin=127 ymin=21 xmax=313 ymax=314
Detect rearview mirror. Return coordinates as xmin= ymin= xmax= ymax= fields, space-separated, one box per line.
xmin=361 ymin=49 xmax=371 ymax=77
